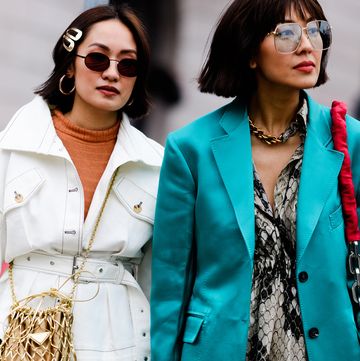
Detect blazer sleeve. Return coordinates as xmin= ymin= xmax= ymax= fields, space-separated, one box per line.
xmin=151 ymin=134 xmax=196 ymax=361
xmin=350 ymin=118 xmax=360 ymax=333
xmin=348 ymin=117 xmax=360 ymax=333
xmin=356 ymin=184 xmax=360 ymax=333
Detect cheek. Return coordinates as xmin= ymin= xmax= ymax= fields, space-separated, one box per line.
xmin=256 ymin=44 xmax=291 ymax=76
xmin=123 ymin=78 xmax=137 ymax=95
xmin=258 ymin=56 xmax=291 ymax=80
xmin=74 ymin=70 xmax=96 ymax=90
xmin=315 ymin=53 xmax=322 ymax=68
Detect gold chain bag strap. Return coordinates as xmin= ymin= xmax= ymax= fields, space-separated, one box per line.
xmin=0 ymin=169 xmax=119 ymax=361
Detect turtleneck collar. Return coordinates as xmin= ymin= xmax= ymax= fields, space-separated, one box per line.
xmin=52 ymin=109 xmax=120 ymax=143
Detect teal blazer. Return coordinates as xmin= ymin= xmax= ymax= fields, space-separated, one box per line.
xmin=151 ymin=94 xmax=360 ymax=361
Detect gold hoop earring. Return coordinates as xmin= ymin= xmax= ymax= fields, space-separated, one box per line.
xmin=249 ymin=60 xmax=257 ymax=69
xmin=59 ymin=75 xmax=75 ymax=95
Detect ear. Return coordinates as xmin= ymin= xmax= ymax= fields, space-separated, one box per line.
xmin=66 ymin=63 xmax=75 ymax=78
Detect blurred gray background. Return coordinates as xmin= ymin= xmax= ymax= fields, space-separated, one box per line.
xmin=1 ymin=0 xmax=359 ymax=144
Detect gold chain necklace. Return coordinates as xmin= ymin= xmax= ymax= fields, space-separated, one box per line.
xmin=248 ymin=117 xmax=299 ymax=145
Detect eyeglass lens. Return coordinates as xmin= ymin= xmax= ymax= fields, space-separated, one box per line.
xmin=81 ymin=52 xmax=138 ymax=77
xmin=274 ymin=20 xmax=331 ymax=54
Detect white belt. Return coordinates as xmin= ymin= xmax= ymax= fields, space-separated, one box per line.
xmin=12 ymin=252 xmax=133 ymax=284
xmin=13 ymin=252 xmax=150 ymax=358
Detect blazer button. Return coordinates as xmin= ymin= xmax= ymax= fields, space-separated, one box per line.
xmin=309 ymin=327 xmax=319 ymax=339
xmin=298 ymin=271 xmax=308 ymax=283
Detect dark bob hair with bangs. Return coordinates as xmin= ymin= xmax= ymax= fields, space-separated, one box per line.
xmin=198 ymin=0 xmax=330 ymax=99
xmin=35 ymin=4 xmax=150 ymax=119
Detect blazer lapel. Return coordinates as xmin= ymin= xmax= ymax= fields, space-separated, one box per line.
xmin=211 ymin=101 xmax=255 ymax=258
xmin=209 ymin=95 xmax=344 ymax=262
xmin=296 ymin=97 xmax=344 ymax=262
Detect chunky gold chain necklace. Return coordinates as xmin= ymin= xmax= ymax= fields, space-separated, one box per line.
xmin=248 ymin=117 xmax=298 ymax=145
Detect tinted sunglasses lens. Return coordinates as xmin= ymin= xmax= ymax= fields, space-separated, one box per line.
xmin=84 ymin=53 xmax=110 ymax=72
xmin=83 ymin=52 xmax=138 ymax=77
xmin=117 ymin=58 xmax=138 ymax=77
xmin=274 ymin=23 xmax=301 ymax=53
xmin=307 ymin=20 xmax=332 ymax=50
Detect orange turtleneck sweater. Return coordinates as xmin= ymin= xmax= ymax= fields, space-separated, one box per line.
xmin=52 ymin=110 xmax=120 ymax=219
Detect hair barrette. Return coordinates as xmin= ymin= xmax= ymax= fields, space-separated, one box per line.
xmin=62 ymin=27 xmax=83 ymax=52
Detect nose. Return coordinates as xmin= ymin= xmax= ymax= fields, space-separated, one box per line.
xmin=297 ymin=29 xmax=313 ymax=53
xmin=101 ymin=60 xmax=119 ymax=81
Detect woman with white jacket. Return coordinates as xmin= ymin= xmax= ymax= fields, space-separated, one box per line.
xmin=0 ymin=4 xmax=162 ymax=360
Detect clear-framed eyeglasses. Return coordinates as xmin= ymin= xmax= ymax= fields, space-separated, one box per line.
xmin=267 ymin=20 xmax=332 ymax=54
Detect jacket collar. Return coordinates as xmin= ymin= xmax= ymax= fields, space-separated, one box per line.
xmin=0 ymin=96 xmax=57 ymax=155
xmin=111 ymin=115 xmax=163 ymax=168
xmin=218 ymin=98 xmax=247 ymax=135
xmin=0 ymin=96 xmax=162 ymax=168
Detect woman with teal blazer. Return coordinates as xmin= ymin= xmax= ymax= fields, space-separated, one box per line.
xmin=151 ymin=0 xmax=360 ymax=360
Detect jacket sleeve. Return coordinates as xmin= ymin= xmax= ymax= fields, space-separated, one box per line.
xmin=0 ymin=198 xmax=7 ymax=277
xmin=151 ymin=134 xmax=196 ymax=361
xmin=352 ymin=119 xmax=360 ymax=333
xmin=137 ymin=241 xmax=152 ymax=301
xmin=343 ymin=115 xmax=360 ymax=334
xmin=0 ymin=212 xmax=3 ymax=265
xmin=349 ymin=117 xmax=360 ymax=334
xmin=0 ymin=149 xmax=5 ymax=266
xmin=356 ymin=183 xmax=360 ymax=333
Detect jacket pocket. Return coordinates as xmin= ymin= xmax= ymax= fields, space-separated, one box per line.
xmin=114 ymin=177 xmax=156 ymax=224
xmin=329 ymin=204 xmax=344 ymax=230
xmin=3 ymin=168 xmax=44 ymax=213
xmin=182 ymin=313 xmax=205 ymax=344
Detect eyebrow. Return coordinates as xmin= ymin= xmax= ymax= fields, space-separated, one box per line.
xmin=283 ymin=16 xmax=316 ymax=23
xmin=88 ymin=42 xmax=137 ymax=55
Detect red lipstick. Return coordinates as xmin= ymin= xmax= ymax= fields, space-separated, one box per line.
xmin=96 ymin=86 xmax=120 ymax=95
xmin=294 ymin=61 xmax=315 ymax=73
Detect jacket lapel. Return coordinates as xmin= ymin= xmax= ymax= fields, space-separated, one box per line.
xmin=210 ymin=96 xmax=345 ymax=262
xmin=211 ymin=101 xmax=255 ymax=258
xmin=296 ymin=96 xmax=344 ymax=261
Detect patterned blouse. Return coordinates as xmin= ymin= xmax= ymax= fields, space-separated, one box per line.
xmin=247 ymin=100 xmax=308 ymax=361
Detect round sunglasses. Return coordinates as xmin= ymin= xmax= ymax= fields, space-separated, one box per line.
xmin=76 ymin=52 xmax=138 ymax=77
xmin=268 ymin=20 xmax=332 ymax=54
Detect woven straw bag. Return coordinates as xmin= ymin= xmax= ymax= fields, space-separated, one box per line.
xmin=0 ymin=285 xmax=76 ymax=360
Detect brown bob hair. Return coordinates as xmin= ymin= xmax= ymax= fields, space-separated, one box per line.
xmin=35 ymin=4 xmax=150 ymax=119
xmin=198 ymin=0 xmax=330 ymax=99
